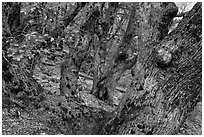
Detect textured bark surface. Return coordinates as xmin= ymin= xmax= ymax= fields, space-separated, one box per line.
xmin=3 ymin=2 xmax=201 ymax=135
xmin=95 ymin=2 xmax=180 ymax=103
xmin=60 ymin=58 xmax=79 ymax=96
xmin=96 ymin=3 xmax=138 ymax=102
xmin=98 ymin=2 xmax=201 ymax=135
xmin=63 ymin=2 xmax=87 ymax=28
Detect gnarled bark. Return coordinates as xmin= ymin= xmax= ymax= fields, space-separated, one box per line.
xmin=98 ymin=2 xmax=201 ymax=135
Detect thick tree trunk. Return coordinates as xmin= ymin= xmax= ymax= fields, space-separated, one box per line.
xmin=95 ymin=3 xmax=138 ymax=103
xmin=95 ymin=2 xmax=179 ymax=103
xmin=98 ymin=2 xmax=201 ymax=135
xmin=91 ymin=2 xmax=119 ymax=99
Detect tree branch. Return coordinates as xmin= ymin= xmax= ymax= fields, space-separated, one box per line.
xmin=63 ymin=2 xmax=87 ymax=27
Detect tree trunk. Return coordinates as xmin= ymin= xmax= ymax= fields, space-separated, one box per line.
xmin=60 ymin=56 xmax=79 ymax=97
xmin=95 ymin=3 xmax=138 ymax=103
xmin=91 ymin=2 xmax=119 ymax=99
xmin=95 ymin=2 xmax=178 ymax=103
xmin=63 ymin=2 xmax=87 ymax=28
xmin=98 ymin=2 xmax=201 ymax=135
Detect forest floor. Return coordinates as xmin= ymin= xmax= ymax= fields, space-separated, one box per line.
xmin=2 ymin=62 xmax=67 ymax=134
xmin=2 ymin=54 xmax=202 ymax=135
xmin=2 ymin=107 xmax=61 ymax=135
xmin=2 ymin=55 xmax=117 ymax=135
